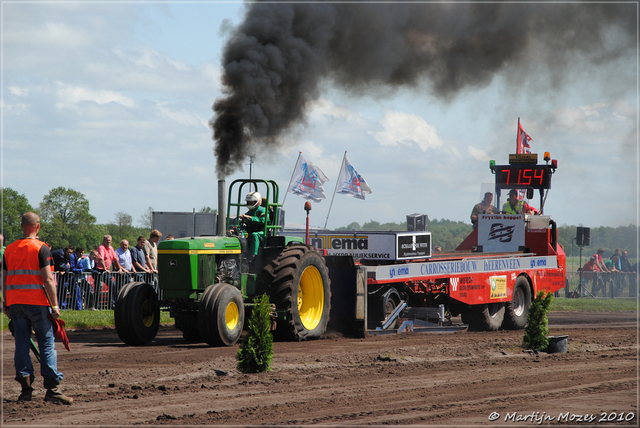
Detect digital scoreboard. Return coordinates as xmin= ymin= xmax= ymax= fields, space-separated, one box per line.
xmin=490 ymin=153 xmax=556 ymax=190
xmin=494 ymin=165 xmax=553 ymax=189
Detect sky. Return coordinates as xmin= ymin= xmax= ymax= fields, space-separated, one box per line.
xmin=2 ymin=1 xmax=638 ymax=233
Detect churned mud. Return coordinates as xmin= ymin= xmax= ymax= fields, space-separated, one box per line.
xmin=2 ymin=311 xmax=637 ymax=426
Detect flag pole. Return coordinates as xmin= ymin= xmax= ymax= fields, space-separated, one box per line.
xmin=324 ymin=151 xmax=346 ymax=229
xmin=281 ymin=152 xmax=302 ymax=207
xmin=516 ymin=117 xmax=520 ymax=153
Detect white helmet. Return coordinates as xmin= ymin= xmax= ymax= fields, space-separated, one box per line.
xmin=245 ymin=191 xmax=262 ymax=210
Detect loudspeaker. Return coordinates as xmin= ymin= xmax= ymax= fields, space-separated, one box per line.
xmin=582 ymin=227 xmax=590 ymax=246
xmin=576 ymin=227 xmax=590 ymax=247
xmin=576 ymin=227 xmax=583 ymax=246
xmin=406 ymin=214 xmax=428 ymax=231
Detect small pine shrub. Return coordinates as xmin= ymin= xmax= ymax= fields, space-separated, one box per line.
xmin=236 ymin=294 xmax=274 ymax=373
xmin=522 ymin=290 xmax=553 ymax=352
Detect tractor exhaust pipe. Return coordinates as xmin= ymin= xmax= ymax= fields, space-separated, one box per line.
xmin=217 ymin=179 xmax=226 ymax=236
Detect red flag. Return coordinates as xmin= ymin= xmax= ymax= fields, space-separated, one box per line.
xmin=516 ymin=120 xmax=534 ymax=200
xmin=49 ymin=315 xmax=70 ymax=351
xmin=516 ymin=121 xmax=533 ymax=155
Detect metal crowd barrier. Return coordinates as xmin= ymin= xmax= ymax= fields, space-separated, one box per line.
xmin=565 ymin=271 xmax=639 ymax=298
xmin=53 ymin=271 xmax=160 ymax=311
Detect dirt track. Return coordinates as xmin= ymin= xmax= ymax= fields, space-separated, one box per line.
xmin=2 ymin=311 xmax=638 ymax=426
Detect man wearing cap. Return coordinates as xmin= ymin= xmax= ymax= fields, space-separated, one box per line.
xmin=1 ymin=212 xmax=73 ymax=404
xmin=502 ymin=189 xmax=539 ymax=215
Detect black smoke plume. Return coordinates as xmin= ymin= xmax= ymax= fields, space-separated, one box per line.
xmin=211 ymin=2 xmax=635 ymax=178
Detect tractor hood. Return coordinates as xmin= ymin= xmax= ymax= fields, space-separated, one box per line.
xmin=158 ymin=236 xmax=241 ymax=253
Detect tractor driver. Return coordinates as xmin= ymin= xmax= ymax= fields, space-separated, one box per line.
xmin=238 ymin=191 xmax=267 ymax=262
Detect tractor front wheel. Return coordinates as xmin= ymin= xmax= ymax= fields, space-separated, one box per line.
xmin=115 ymin=282 xmax=160 ymax=345
xmin=198 ymin=283 xmax=245 ymax=347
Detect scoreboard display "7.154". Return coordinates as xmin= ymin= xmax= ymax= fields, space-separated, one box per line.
xmin=494 ymin=165 xmax=553 ymax=189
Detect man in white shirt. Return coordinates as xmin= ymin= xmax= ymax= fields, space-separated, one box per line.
xmin=115 ymin=240 xmax=135 ymax=273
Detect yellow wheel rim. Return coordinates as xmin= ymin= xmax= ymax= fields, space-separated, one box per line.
xmin=297 ymin=265 xmax=324 ymax=330
xmin=225 ymin=301 xmax=239 ymax=330
xmin=142 ymin=300 xmax=155 ymax=328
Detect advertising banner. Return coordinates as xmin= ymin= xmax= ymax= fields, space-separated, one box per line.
xmin=284 ymin=231 xmax=431 ymax=261
xmin=478 ymin=214 xmax=525 ymax=252
xmin=396 ymin=233 xmax=431 ymax=260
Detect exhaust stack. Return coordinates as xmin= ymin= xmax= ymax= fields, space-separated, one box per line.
xmin=217 ymin=180 xmax=226 ymax=236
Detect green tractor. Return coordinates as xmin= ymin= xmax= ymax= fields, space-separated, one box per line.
xmin=115 ymin=179 xmax=332 ymax=346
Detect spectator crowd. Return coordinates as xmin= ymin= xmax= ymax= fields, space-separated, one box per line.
xmin=2 ymin=230 xmax=163 ymax=311
xmin=580 ymin=247 xmax=637 ymax=297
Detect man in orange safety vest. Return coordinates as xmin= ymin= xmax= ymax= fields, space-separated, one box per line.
xmin=2 ymin=212 xmax=73 ymax=405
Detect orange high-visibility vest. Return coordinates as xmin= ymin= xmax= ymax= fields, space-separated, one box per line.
xmin=4 ymin=239 xmax=51 ymax=306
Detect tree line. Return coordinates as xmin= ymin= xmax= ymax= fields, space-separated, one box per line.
xmin=2 ymin=187 xmax=153 ymax=252
xmin=2 ymin=187 xmax=637 ymax=261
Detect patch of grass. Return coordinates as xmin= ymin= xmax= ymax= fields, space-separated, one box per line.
xmin=550 ymin=297 xmax=637 ymax=312
xmin=1 ymin=310 xmax=173 ymax=331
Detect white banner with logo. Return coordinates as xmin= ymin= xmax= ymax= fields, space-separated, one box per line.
xmin=284 ymin=231 xmax=430 ymax=261
xmin=478 ymin=214 xmax=525 ymax=252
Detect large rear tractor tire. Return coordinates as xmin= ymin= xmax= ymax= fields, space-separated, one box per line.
xmin=115 ymin=282 xmax=160 ymax=345
xmin=502 ymin=276 xmax=532 ymax=330
xmin=269 ymin=244 xmax=331 ymax=341
xmin=198 ymin=283 xmax=245 ymax=347
xmin=461 ymin=302 xmax=505 ymax=331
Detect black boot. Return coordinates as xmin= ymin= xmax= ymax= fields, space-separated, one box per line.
xmin=43 ymin=376 xmax=73 ymax=405
xmin=16 ymin=375 xmax=34 ymax=401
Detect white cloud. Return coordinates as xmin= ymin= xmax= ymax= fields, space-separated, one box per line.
xmin=55 ymin=83 xmax=135 ymax=110
xmin=6 ymin=21 xmax=88 ymax=50
xmin=308 ymin=98 xmax=365 ymax=124
xmin=370 ymin=109 xmax=443 ymax=151
xmin=8 ymin=86 xmax=29 ymax=97
xmin=468 ymin=146 xmax=490 ymax=161
xmin=552 ymin=103 xmax=611 ymax=134
xmin=156 ymin=101 xmax=203 ymax=127
xmin=112 ymin=45 xmax=192 ymax=71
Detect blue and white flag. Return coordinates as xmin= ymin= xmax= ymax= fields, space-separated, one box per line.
xmin=287 ymin=155 xmax=329 ymax=202
xmin=336 ymin=157 xmax=372 ymax=200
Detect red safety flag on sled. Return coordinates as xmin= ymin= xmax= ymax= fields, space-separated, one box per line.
xmin=515 ymin=119 xmax=533 ymax=200
xmin=49 ymin=315 xmax=70 ymax=351
xmin=516 ymin=119 xmax=533 ymax=155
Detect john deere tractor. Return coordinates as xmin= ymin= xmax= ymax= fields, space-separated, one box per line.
xmin=115 ymin=179 xmax=331 ymax=346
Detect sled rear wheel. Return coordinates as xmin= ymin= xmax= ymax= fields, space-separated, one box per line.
xmin=461 ymin=302 xmax=505 ymax=331
xmin=503 ymin=277 xmax=532 ymax=330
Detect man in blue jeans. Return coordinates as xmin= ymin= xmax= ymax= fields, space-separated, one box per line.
xmin=2 ymin=212 xmax=73 ymax=405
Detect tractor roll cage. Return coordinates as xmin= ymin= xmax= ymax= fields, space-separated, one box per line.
xmin=227 ymin=179 xmax=283 ymax=237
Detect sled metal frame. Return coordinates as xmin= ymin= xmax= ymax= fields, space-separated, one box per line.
xmin=368 ymin=302 xmax=468 ymax=335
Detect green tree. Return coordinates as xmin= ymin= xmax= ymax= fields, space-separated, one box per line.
xmin=200 ymin=206 xmax=217 ymax=213
xmin=105 ymin=213 xmax=149 ymax=251
xmin=138 ymin=206 xmax=154 ymax=230
xmin=236 ymin=294 xmax=274 ymax=373
xmin=1 ymin=188 xmax=34 ymax=243
xmin=37 ymin=187 xmax=97 ymax=250
xmin=522 ymin=291 xmax=553 ymax=352
xmin=558 ymin=224 xmax=638 ymax=259
xmin=336 ymin=221 xmax=361 ymax=231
